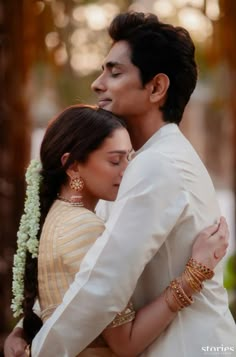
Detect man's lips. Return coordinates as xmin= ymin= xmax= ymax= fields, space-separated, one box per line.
xmin=98 ymin=99 xmax=112 ymax=107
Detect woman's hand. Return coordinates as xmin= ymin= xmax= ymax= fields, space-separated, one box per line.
xmin=3 ymin=328 xmax=28 ymax=357
xmin=192 ymin=217 xmax=229 ymax=270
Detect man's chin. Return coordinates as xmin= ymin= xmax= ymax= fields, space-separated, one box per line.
xmin=98 ymin=104 xmax=125 ymax=119
xmin=99 ymin=103 xmax=113 ymax=112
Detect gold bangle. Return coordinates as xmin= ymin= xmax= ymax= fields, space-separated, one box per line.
xmin=164 ymin=287 xmax=181 ymax=312
xmin=187 ymin=258 xmax=214 ymax=279
xmin=170 ymin=279 xmax=193 ymax=308
xmin=184 ymin=266 xmax=203 ymax=292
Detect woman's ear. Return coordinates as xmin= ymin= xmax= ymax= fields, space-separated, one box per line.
xmin=61 ymin=153 xmax=79 ymax=179
xmin=149 ymin=73 xmax=170 ymax=103
xmin=61 ymin=152 xmax=70 ymax=167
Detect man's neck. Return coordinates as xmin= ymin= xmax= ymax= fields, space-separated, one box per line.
xmin=126 ymin=112 xmax=167 ymax=151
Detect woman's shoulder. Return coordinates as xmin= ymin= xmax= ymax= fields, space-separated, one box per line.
xmin=42 ymin=200 xmax=105 ymax=253
xmin=49 ymin=199 xmax=102 ymax=220
xmin=51 ymin=199 xmax=105 ymax=230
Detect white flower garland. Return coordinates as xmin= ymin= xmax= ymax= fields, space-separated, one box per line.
xmin=11 ymin=159 xmax=42 ymax=317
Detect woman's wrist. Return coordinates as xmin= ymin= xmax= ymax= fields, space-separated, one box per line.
xmin=164 ymin=257 xmax=215 ymax=314
xmin=179 ymin=257 xmax=215 ymax=296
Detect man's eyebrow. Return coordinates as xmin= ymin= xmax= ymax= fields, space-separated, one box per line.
xmin=102 ymin=61 xmax=123 ymax=70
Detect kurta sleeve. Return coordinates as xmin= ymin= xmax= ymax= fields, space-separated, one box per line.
xmin=32 ymin=150 xmax=189 ymax=357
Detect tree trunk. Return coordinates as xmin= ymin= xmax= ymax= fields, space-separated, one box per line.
xmin=0 ymin=0 xmax=35 ymax=347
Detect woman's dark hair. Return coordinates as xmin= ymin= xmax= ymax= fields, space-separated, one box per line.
xmin=23 ymin=104 xmax=126 ymax=342
xmin=108 ymin=11 xmax=198 ymax=124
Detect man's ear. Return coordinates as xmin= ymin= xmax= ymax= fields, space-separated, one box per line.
xmin=149 ymin=73 xmax=170 ymax=103
xmin=61 ymin=153 xmax=79 ymax=179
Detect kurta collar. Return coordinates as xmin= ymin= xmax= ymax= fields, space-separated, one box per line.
xmin=135 ymin=123 xmax=179 ymax=155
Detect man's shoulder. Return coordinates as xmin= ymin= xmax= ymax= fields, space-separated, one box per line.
xmin=124 ymin=148 xmax=182 ymax=192
xmin=128 ymin=132 xmax=209 ymax=186
xmin=132 ymin=146 xmax=179 ymax=172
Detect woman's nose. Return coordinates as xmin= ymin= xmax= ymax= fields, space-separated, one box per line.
xmin=119 ymin=170 xmax=124 ymax=179
xmin=119 ymin=162 xmax=129 ymax=178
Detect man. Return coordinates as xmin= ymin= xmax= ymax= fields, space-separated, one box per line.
xmin=5 ymin=12 xmax=236 ymax=356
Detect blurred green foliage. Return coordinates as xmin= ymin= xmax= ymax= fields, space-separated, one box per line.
xmin=224 ymin=254 xmax=236 ymax=320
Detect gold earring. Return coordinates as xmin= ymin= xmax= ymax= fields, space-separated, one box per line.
xmin=68 ymin=177 xmax=84 ymax=207
xmin=70 ymin=177 xmax=84 ymax=192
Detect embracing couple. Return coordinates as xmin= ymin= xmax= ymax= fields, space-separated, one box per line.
xmin=4 ymin=11 xmax=236 ymax=357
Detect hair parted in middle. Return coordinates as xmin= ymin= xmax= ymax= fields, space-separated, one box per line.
xmin=22 ymin=104 xmax=126 ymax=342
xmin=108 ymin=11 xmax=198 ymax=125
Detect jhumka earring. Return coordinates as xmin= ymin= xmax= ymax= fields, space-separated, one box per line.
xmin=69 ymin=177 xmax=84 ymax=206
xmin=70 ymin=177 xmax=84 ymax=192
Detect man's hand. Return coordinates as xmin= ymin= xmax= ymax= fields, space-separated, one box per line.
xmin=4 ymin=328 xmax=28 ymax=357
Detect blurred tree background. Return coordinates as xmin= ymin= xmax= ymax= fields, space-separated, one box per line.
xmin=217 ymin=0 xmax=236 ymax=320
xmin=0 ymin=0 xmax=236 ymax=350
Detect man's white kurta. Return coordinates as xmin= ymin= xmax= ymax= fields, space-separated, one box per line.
xmin=32 ymin=124 xmax=236 ymax=357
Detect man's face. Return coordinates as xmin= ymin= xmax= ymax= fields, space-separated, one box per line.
xmin=91 ymin=41 xmax=151 ymax=119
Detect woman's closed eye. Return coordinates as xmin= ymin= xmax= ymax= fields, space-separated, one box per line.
xmin=110 ymin=160 xmax=120 ymax=166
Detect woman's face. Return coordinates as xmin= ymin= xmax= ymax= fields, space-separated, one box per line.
xmin=78 ymin=127 xmax=132 ymax=206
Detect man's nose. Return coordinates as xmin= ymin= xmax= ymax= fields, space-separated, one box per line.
xmin=91 ymin=74 xmax=106 ymax=93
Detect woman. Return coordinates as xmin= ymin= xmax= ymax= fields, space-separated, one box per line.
xmin=11 ymin=105 xmax=228 ymax=357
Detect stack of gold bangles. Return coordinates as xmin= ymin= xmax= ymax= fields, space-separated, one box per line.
xmin=165 ymin=258 xmax=214 ymax=313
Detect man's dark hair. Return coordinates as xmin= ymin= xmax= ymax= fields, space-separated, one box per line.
xmin=109 ymin=12 xmax=198 ymax=124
